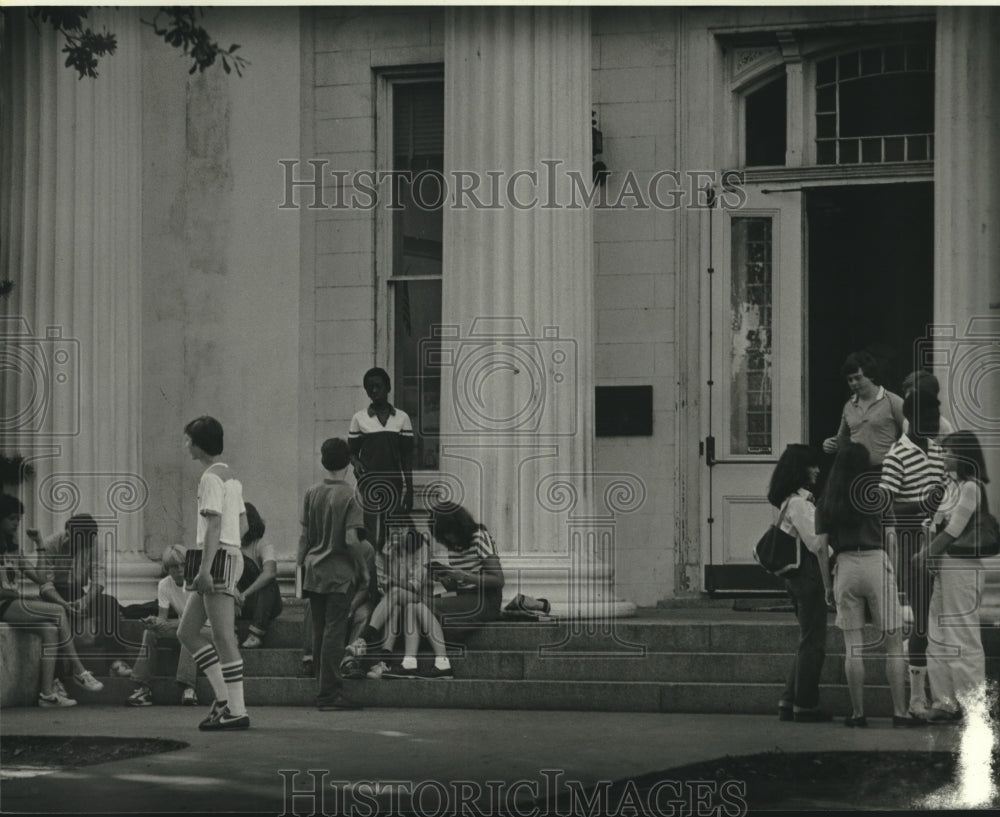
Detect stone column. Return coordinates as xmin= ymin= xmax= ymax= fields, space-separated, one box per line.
xmin=440 ymin=8 xmax=634 ymax=618
xmin=0 ymin=9 xmax=146 ymax=596
xmin=933 ymin=7 xmax=1000 ymax=621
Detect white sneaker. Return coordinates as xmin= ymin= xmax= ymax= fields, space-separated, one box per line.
xmin=181 ymin=687 xmax=198 ymax=706
xmin=366 ymin=660 xmax=389 ymax=679
xmin=241 ymin=634 xmax=263 ymax=649
xmin=74 ymin=669 xmax=104 ymax=693
xmin=909 ymin=699 xmax=931 ymax=719
xmin=39 ymin=689 xmax=77 ymax=707
xmin=52 ymin=678 xmax=69 ymax=698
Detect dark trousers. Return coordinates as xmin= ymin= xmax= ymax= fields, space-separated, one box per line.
xmin=237 ymin=559 xmax=283 ymax=635
xmin=895 ymin=522 xmax=932 ymax=666
xmin=781 ymin=553 xmax=827 ymax=710
xmin=357 ymin=475 xmax=404 ymax=549
xmin=309 ymin=591 xmax=351 ymax=703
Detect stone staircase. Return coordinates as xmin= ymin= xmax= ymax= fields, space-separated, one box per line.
xmin=71 ymin=603 xmax=1000 ymax=716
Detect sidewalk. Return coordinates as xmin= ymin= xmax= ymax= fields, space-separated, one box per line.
xmin=0 ymin=705 xmax=964 ymax=814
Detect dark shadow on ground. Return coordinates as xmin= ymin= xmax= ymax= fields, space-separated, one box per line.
xmin=540 ymin=750 xmax=1000 ymax=814
xmin=1 ymin=735 xmax=188 ymax=773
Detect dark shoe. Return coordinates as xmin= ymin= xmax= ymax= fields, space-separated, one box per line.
xmin=318 ymin=694 xmax=362 ymax=711
xmin=341 ymin=660 xmax=366 ymax=680
xmin=893 ymin=714 xmax=926 ymax=728
xmin=382 ymin=664 xmax=419 ymax=679
xmin=198 ymin=699 xmax=228 ymax=729
xmin=199 ymin=706 xmax=250 ymax=731
xmin=793 ymin=709 xmax=833 ymax=723
xmin=778 ymin=706 xmax=794 ymax=722
xmin=422 ymin=665 xmax=454 ymax=680
xmin=844 ymin=716 xmax=869 ymax=728
xmin=299 ymin=658 xmax=315 ymax=678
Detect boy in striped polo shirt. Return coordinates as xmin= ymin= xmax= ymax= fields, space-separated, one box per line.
xmin=879 ymin=390 xmax=945 ymax=718
xmin=349 ymin=368 xmax=414 ymax=550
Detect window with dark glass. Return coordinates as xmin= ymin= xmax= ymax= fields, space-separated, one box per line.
xmin=391 ymin=81 xmax=443 ymax=470
xmin=815 ymin=43 xmax=934 ymax=165
xmin=745 ymin=73 xmax=787 ymax=167
xmin=729 ymin=217 xmax=773 ymax=455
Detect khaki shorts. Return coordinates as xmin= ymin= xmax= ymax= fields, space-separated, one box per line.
xmin=834 ymin=550 xmax=902 ymax=633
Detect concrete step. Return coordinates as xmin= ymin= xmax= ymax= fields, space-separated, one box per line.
xmin=74 ymin=676 xmax=899 ymax=716
xmin=112 ymin=645 xmax=1000 ymax=687
xmin=112 ymin=616 xmax=1000 ymax=655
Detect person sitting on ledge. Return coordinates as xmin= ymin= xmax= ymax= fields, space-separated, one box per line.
xmin=28 ymin=513 xmax=122 ymax=653
xmin=0 ymin=493 xmax=104 ymax=705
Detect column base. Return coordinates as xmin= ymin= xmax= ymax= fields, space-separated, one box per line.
xmin=111 ymin=556 xmax=162 ymax=606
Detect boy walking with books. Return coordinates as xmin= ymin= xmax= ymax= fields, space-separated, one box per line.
xmin=299 ymin=438 xmax=368 ymax=710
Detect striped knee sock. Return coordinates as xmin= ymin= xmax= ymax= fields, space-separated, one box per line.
xmin=192 ymin=644 xmax=228 ymax=703
xmin=221 ymin=660 xmax=246 ymax=716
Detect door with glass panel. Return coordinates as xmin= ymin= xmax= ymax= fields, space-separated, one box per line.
xmin=703 ymin=188 xmax=804 ymax=593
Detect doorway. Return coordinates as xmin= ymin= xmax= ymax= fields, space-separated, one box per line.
xmin=806 ymin=182 xmax=934 ymax=454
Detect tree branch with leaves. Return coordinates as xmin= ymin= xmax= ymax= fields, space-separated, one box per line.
xmin=24 ymin=5 xmax=248 ymax=80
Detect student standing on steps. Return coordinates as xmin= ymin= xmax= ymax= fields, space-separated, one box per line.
xmin=767 ymin=444 xmax=833 ymax=724
xmin=817 ymin=442 xmax=924 ymax=729
xmin=878 ymin=391 xmax=945 ymax=719
xmin=177 ymin=416 xmax=251 ymax=731
xmin=299 ymin=438 xmax=369 ymax=711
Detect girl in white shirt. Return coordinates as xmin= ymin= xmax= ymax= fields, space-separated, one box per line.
xmin=768 ymin=444 xmax=832 ymax=723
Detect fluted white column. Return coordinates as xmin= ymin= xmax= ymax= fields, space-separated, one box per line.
xmin=933 ymin=7 xmax=1000 ymax=621
xmin=1 ymin=10 xmax=144 ymax=585
xmin=440 ymin=8 xmax=634 ymax=620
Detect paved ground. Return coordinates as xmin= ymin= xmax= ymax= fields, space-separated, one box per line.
xmin=0 ymin=704 xmax=970 ymax=815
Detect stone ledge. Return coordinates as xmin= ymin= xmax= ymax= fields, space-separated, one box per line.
xmin=0 ymin=623 xmax=42 ymax=708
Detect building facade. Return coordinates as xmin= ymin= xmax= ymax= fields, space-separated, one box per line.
xmin=2 ymin=6 xmax=998 ymax=612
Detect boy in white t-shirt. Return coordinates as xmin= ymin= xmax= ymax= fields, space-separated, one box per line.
xmin=126 ymin=545 xmax=211 ymax=706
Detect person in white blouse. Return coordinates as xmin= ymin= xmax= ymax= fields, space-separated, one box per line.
xmin=768 ymin=444 xmax=832 ymax=723
xmin=913 ymin=430 xmax=991 ymax=722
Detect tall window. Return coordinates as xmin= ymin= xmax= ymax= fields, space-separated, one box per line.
xmin=815 ymin=43 xmax=934 ymax=165
xmin=387 ymin=79 xmax=444 ymax=470
xmin=729 ymin=217 xmax=773 ymax=455
xmin=745 ymin=73 xmax=787 ymax=167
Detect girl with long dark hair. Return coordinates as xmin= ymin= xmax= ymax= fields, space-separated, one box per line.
xmin=767 ymin=444 xmax=831 ymax=722
xmin=817 ymin=443 xmax=922 ymax=727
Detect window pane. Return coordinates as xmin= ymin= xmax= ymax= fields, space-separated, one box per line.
xmin=861 ymin=138 xmax=882 ymax=163
xmin=860 ymin=48 xmax=882 ymax=76
xmin=816 ymin=57 xmax=836 ymax=86
xmin=884 ymin=136 xmax=905 ymax=162
xmin=816 ymin=141 xmax=836 ymax=165
xmin=729 ymin=217 xmax=773 ymax=456
xmin=393 ymin=279 xmax=442 ymax=470
xmin=816 ymin=113 xmax=836 ymax=139
xmin=839 ymin=139 xmax=859 ymax=164
xmin=745 ymin=74 xmax=787 ymax=167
